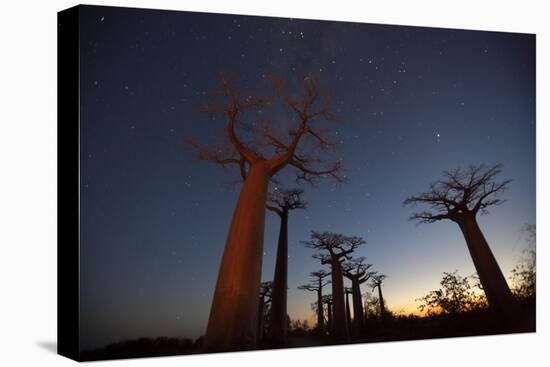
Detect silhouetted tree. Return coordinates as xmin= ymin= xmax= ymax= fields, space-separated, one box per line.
xmin=404 ymin=164 xmax=515 ymax=318
xmin=288 ymin=319 xmax=310 ymax=336
xmin=416 ymin=271 xmax=487 ymax=316
xmin=303 ymin=231 xmax=364 ymax=340
xmin=257 ymin=281 xmax=273 ymax=344
xmin=192 ymin=74 xmax=344 ymax=351
xmin=364 ymin=293 xmax=381 ymax=320
xmin=321 ymin=294 xmax=333 ymax=333
xmin=266 ymin=188 xmax=307 ymax=346
xmin=344 ymin=287 xmax=353 ymax=333
xmin=298 ymin=270 xmax=331 ymax=332
xmin=342 ymin=257 xmax=375 ymax=334
xmin=369 ymin=274 xmax=387 ymax=321
xmin=510 ymin=224 xmax=536 ymax=301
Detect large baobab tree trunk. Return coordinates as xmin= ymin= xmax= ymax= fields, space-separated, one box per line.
xmin=268 ymin=211 xmax=289 ymax=346
xmin=204 ymin=165 xmax=271 ymax=352
xmin=330 ymin=262 xmax=349 ymax=340
xmin=351 ymin=281 xmax=364 ymax=334
xmin=457 ymin=213 xmax=515 ymax=316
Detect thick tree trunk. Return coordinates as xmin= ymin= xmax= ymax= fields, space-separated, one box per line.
xmin=204 ymin=164 xmax=271 ymax=352
xmin=317 ymin=286 xmax=324 ymax=332
xmin=268 ymin=211 xmax=289 ymax=347
xmin=351 ymin=280 xmax=364 ymax=334
xmin=377 ymin=285 xmax=385 ymax=321
xmin=257 ymin=296 xmax=265 ymax=345
xmin=457 ymin=212 xmax=515 ymax=317
xmin=330 ymin=261 xmax=349 ymax=340
xmin=345 ymin=291 xmax=352 ymax=334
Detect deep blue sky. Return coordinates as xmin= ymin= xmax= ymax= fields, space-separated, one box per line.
xmin=78 ymin=5 xmax=535 ymax=349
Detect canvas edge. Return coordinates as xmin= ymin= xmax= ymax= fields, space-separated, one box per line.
xmin=57 ymin=4 xmax=81 ymax=362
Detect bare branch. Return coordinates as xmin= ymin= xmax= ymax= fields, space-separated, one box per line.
xmin=342 ymin=257 xmax=373 ymax=282
xmin=408 ymin=211 xmax=452 ymax=224
xmin=370 ymin=274 xmax=387 ymax=291
xmin=191 ymin=73 xmax=345 ymax=188
xmin=303 ymin=231 xmax=365 ymax=263
xmin=404 ymin=163 xmax=511 ymax=223
xmin=266 ymin=188 xmax=308 ymax=215
xmin=297 ymin=284 xmax=318 ymax=292
xmin=290 ymin=158 xmax=345 ymax=186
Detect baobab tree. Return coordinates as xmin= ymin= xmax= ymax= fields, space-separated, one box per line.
xmin=266 ymin=188 xmax=307 ymax=346
xmin=191 ymin=74 xmax=344 ymax=351
xmin=257 ymin=281 xmax=272 ymax=345
xmin=321 ymin=294 xmax=333 ymax=333
xmin=303 ymin=231 xmax=365 ymax=340
xmin=369 ymin=274 xmax=387 ymax=321
xmin=344 ymin=287 xmax=353 ymax=333
xmin=342 ymin=257 xmax=375 ymax=334
xmin=403 ymin=163 xmax=515 ymax=317
xmin=297 ymin=270 xmax=331 ymax=332
xmin=364 ymin=292 xmax=380 ymax=320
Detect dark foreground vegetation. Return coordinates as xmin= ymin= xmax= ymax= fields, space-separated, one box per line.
xmin=80 ymin=299 xmax=534 ymax=361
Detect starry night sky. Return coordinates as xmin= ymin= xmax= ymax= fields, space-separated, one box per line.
xmin=78 ymin=5 xmax=535 ymax=349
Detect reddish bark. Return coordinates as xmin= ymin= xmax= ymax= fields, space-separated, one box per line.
xmin=204 ymin=164 xmax=271 ymax=351
xmin=194 ymin=75 xmax=343 ymax=351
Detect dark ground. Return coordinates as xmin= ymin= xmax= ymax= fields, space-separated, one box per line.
xmin=80 ymin=301 xmax=535 ymax=361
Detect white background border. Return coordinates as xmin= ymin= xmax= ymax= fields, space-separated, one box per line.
xmin=0 ymin=0 xmax=547 ymax=366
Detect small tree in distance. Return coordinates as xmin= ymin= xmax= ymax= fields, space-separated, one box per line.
xmin=510 ymin=224 xmax=536 ymax=301
xmin=298 ymin=270 xmax=331 ymax=332
xmin=321 ymin=294 xmax=333 ymax=332
xmin=369 ymin=274 xmax=388 ymax=321
xmin=303 ymin=231 xmax=365 ymax=340
xmin=342 ymin=257 xmax=375 ymax=334
xmin=416 ymin=271 xmax=487 ymax=316
xmin=257 ymin=281 xmax=273 ymax=344
xmin=403 ymin=163 xmax=515 ymax=318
